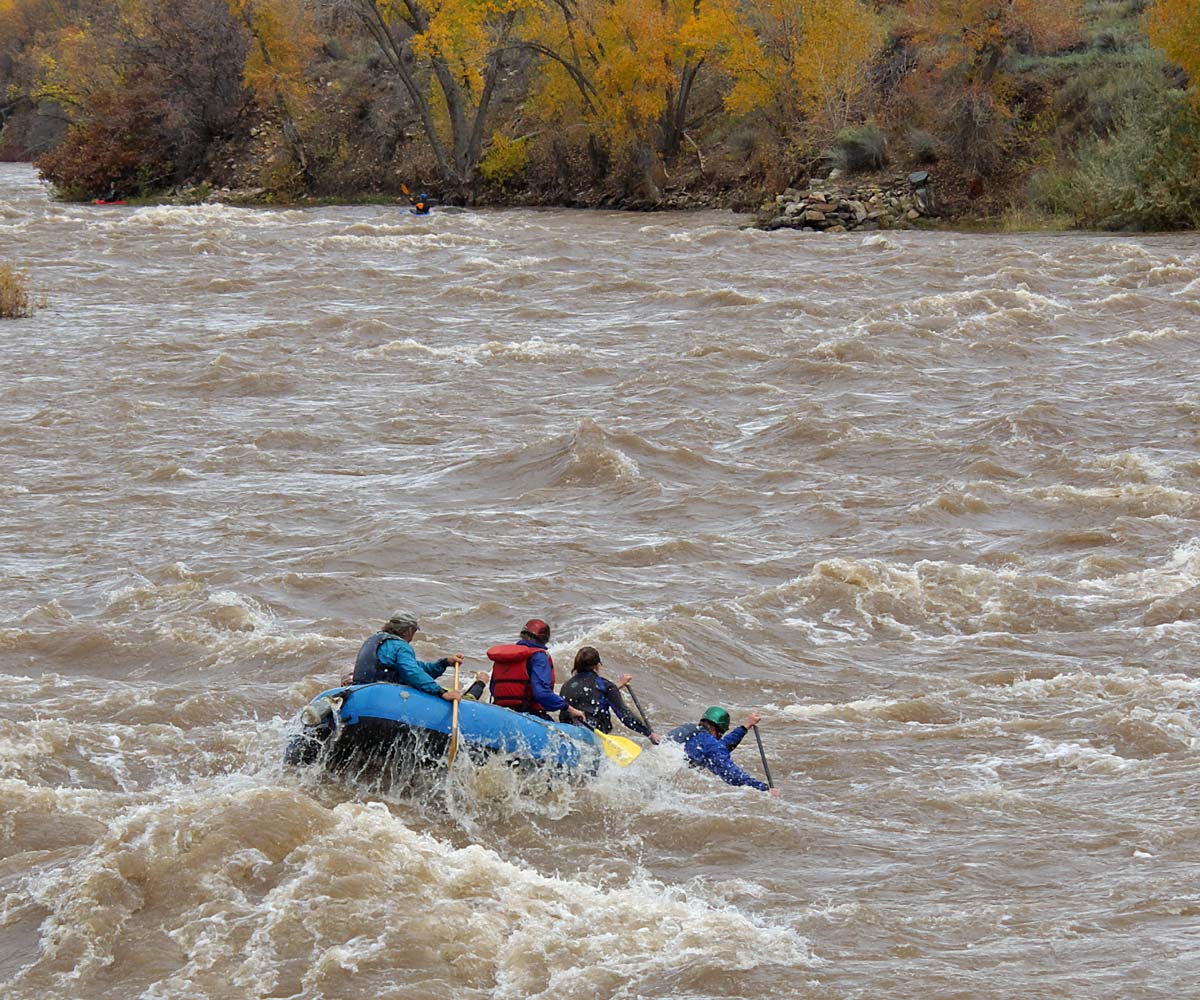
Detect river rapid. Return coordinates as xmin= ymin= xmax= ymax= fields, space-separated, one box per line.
xmin=2 ymin=161 xmax=1199 ymax=999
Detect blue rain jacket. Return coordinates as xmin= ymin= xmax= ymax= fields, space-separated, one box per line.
xmin=667 ymin=723 xmax=769 ymax=791
xmin=367 ymin=633 xmax=448 ymax=696
xmin=518 ymin=638 xmax=567 ymax=712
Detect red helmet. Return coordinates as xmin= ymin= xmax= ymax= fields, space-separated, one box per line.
xmin=523 ymin=618 xmax=551 ymax=642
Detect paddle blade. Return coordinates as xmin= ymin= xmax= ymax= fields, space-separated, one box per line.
xmin=595 ymin=730 xmax=641 ymax=767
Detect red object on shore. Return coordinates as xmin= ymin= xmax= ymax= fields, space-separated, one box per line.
xmin=92 ymin=199 xmax=127 ymax=205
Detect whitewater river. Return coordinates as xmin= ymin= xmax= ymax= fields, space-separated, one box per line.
xmin=2 ymin=160 xmax=1199 ymax=999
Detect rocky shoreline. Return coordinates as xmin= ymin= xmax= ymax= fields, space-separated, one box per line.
xmin=753 ymin=171 xmax=936 ymax=233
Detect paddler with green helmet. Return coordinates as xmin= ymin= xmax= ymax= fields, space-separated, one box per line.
xmin=666 ymin=706 xmax=781 ymax=796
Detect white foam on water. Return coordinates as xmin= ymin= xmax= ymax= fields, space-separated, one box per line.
xmin=782 ymin=697 xmax=901 ymax=721
xmin=1019 ymin=735 xmax=1136 ymax=774
xmin=1086 ymin=449 xmax=1175 ymax=483
xmin=1108 ymin=326 xmax=1200 ymax=347
xmin=319 ymin=232 xmax=504 ymax=252
xmin=1026 ymin=482 xmax=1196 ymax=518
xmin=555 ymin=615 xmax=693 ymax=672
xmin=7 ymin=781 xmax=812 ymax=999
xmin=1077 ymin=538 xmax=1200 ymax=602
xmin=355 ymin=336 xmax=590 ymax=364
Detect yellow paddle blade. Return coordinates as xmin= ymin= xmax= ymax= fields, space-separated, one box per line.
xmin=595 ymin=730 xmax=641 ymax=767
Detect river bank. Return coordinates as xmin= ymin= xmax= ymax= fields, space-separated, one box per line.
xmin=3 ymin=159 xmax=1200 ymax=999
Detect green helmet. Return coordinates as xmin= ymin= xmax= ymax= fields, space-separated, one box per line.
xmin=701 ymin=706 xmax=730 ymax=732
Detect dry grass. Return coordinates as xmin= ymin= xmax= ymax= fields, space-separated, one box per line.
xmin=0 ymin=262 xmax=35 ymax=318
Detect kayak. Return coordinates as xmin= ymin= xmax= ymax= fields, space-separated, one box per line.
xmin=285 ymin=682 xmax=603 ymax=776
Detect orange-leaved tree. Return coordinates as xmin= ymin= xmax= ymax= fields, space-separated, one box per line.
xmin=902 ymin=0 xmax=1082 ymax=175
xmin=1149 ymin=0 xmax=1200 ymax=102
xmin=906 ymin=0 xmax=1080 ymax=86
xmin=338 ymin=0 xmax=537 ymax=197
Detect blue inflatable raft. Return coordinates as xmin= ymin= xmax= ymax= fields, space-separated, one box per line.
xmin=285 ymin=682 xmax=602 ymax=776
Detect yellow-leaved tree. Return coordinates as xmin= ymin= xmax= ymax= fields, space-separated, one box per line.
xmin=228 ymin=0 xmax=320 ymax=185
xmin=529 ymin=0 xmax=742 ymax=194
xmin=338 ymin=0 xmax=537 ymax=196
xmin=1149 ymin=0 xmax=1200 ymax=102
xmin=530 ymin=0 xmax=884 ymax=194
xmin=717 ymin=0 xmax=884 ymax=131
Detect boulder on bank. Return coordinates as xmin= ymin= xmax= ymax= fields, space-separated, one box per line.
xmin=753 ymin=172 xmax=937 ymax=233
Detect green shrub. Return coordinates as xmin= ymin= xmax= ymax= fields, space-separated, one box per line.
xmin=0 ymin=263 xmax=35 ymax=319
xmin=905 ymin=128 xmax=940 ymax=164
xmin=1054 ymin=50 xmax=1167 ymax=139
xmin=1034 ymin=89 xmax=1200 ymax=230
xmin=479 ymin=134 xmax=530 ymax=187
xmin=829 ymin=124 xmax=888 ymax=173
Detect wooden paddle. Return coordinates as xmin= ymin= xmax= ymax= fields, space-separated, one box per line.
xmin=446 ymin=657 xmax=461 ymax=767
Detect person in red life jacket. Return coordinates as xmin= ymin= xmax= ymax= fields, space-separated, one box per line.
xmin=488 ymin=619 xmax=585 ymax=722
xmin=558 ymin=646 xmax=661 ymax=743
xmin=348 ymin=610 xmax=468 ymax=702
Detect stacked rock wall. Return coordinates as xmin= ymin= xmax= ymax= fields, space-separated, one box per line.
xmin=755 ymin=172 xmax=935 ymax=233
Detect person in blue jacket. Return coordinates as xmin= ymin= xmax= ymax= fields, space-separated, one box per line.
xmin=667 ymin=707 xmax=781 ymax=797
xmin=350 ymin=610 xmax=470 ymax=702
xmin=559 ymin=646 xmax=660 ymax=743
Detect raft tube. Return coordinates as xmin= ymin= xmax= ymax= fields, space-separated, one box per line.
xmin=285 ymin=682 xmax=601 ymax=775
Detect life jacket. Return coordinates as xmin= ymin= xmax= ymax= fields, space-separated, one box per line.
xmin=352 ymin=632 xmax=398 ymax=685
xmin=666 ymin=723 xmax=705 ymax=769
xmin=488 ymin=643 xmax=554 ymax=712
xmin=558 ymin=671 xmax=608 ymax=730
xmin=666 ymin=723 xmax=701 ymax=745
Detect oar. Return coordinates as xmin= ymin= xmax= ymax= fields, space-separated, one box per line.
xmin=400 ymin=182 xmax=415 ymax=205
xmin=624 ymin=683 xmax=653 ymax=731
xmin=446 ymin=658 xmax=461 ymax=767
xmin=502 ymin=705 xmax=640 ymax=767
xmin=591 ymin=727 xmax=642 ymax=767
xmin=576 ymin=716 xmax=642 ymax=766
xmin=751 ymin=724 xmax=774 ymax=789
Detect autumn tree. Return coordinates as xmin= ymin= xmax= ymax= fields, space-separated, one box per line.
xmin=228 ymin=0 xmax=321 ymax=186
xmin=718 ymin=0 xmax=885 ymax=134
xmin=529 ymin=0 xmax=743 ymax=195
xmin=902 ymin=0 xmax=1082 ymax=176
xmin=333 ymin=0 xmax=533 ymax=197
xmin=1149 ymin=0 xmax=1200 ymax=101
xmin=37 ymin=0 xmax=252 ymax=197
xmin=1 ymin=0 xmax=119 ymax=149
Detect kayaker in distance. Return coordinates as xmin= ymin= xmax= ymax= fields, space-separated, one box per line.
xmin=488 ymin=619 xmax=586 ymax=722
xmin=559 ymin=646 xmax=661 ymax=744
xmin=347 ymin=610 xmax=467 ymax=701
xmin=667 ymin=707 xmax=782 ymax=797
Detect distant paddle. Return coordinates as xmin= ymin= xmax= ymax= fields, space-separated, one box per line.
xmin=446 ymin=658 xmax=462 ymax=767
xmin=752 ymin=725 xmax=774 ymax=789
xmin=624 ymin=683 xmax=653 ymax=732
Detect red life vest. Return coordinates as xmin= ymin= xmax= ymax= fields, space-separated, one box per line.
xmin=488 ymin=643 xmax=555 ymax=712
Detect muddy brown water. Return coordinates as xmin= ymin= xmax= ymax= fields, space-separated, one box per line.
xmin=2 ymin=162 xmax=1199 ymax=999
